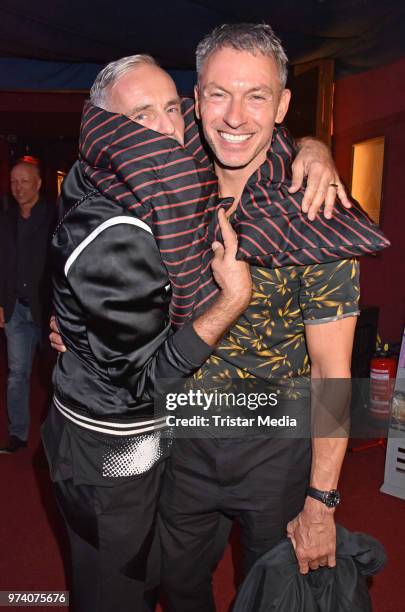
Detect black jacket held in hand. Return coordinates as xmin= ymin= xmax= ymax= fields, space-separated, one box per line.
xmin=233 ymin=524 xmax=386 ymax=612
xmin=52 ymin=163 xmax=213 ymax=429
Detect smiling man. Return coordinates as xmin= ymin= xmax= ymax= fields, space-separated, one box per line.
xmin=195 ymin=44 xmax=291 ymax=204
xmin=158 ymin=24 xmax=360 ymax=612
xmin=195 ymin=37 xmax=348 ymax=219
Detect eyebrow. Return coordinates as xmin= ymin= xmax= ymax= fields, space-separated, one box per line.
xmin=130 ymin=103 xmax=153 ymax=115
xmin=204 ymin=82 xmax=274 ymax=95
xmin=130 ymin=97 xmax=181 ymax=115
xmin=165 ymin=97 xmax=181 ymax=108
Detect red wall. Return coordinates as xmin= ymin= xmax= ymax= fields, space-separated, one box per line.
xmin=334 ymin=57 xmax=405 ymax=344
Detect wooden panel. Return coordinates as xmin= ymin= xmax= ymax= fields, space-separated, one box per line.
xmin=286 ymin=59 xmax=334 ymax=145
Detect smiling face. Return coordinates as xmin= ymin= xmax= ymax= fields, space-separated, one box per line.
xmin=10 ymin=163 xmax=41 ymax=208
xmin=195 ymin=47 xmax=290 ymax=179
xmin=108 ymin=64 xmax=185 ymax=145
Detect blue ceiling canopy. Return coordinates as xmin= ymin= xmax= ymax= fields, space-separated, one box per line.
xmin=0 ymin=0 xmax=404 ymax=90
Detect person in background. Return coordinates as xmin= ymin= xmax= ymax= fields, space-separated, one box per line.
xmin=0 ymin=160 xmax=54 ymax=454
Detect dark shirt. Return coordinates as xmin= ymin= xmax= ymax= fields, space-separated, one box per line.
xmin=16 ymin=203 xmax=41 ymax=301
xmin=0 ymin=196 xmax=55 ymax=324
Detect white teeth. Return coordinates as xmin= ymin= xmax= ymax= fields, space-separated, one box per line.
xmin=219 ymin=132 xmax=251 ymax=143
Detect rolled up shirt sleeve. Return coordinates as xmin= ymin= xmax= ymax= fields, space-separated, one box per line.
xmin=299 ymin=258 xmax=360 ymax=325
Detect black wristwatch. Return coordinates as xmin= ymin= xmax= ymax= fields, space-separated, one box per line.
xmin=307 ymin=487 xmax=341 ymax=508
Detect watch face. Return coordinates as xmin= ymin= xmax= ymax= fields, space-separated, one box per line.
xmin=325 ymin=489 xmax=340 ymax=508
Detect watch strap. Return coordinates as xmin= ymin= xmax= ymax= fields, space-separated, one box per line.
xmin=307 ymin=486 xmax=340 ymax=508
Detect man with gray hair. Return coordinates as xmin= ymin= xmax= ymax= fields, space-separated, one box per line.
xmin=43 ymin=53 xmax=254 ymax=612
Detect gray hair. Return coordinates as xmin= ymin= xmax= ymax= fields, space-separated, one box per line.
xmin=196 ymin=23 xmax=288 ymax=89
xmin=90 ymin=54 xmax=158 ymax=110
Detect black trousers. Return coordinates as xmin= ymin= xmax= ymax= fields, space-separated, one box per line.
xmin=159 ymin=436 xmax=311 ymax=612
xmin=54 ymin=462 xmax=165 ymax=612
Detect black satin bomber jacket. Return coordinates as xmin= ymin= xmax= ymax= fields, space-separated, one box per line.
xmin=52 ymin=162 xmax=213 ymax=430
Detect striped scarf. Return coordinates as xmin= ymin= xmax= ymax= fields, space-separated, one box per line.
xmin=79 ymin=98 xmax=389 ymax=327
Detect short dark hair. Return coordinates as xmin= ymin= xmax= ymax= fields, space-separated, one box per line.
xmin=196 ymin=23 xmax=288 ymax=88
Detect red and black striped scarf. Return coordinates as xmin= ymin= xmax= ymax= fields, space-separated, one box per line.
xmin=79 ymin=98 xmax=389 ymax=327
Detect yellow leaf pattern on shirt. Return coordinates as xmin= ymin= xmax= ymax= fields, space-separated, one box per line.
xmin=194 ymin=259 xmax=360 ymax=382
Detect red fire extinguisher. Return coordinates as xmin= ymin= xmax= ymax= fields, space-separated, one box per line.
xmin=370 ymin=344 xmax=398 ymax=418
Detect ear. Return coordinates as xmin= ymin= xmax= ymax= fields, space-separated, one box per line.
xmin=37 ymin=176 xmax=42 ymax=191
xmin=275 ymin=88 xmax=291 ymax=124
xmin=194 ymin=84 xmax=201 ymax=119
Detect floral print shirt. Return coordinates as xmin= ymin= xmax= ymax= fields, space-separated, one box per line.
xmin=196 ymin=259 xmax=360 ymax=383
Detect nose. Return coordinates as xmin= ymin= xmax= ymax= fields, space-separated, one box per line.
xmin=223 ymin=98 xmax=247 ymax=129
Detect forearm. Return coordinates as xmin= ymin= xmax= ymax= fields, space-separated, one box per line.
xmin=305 ymin=379 xmax=349 ymax=519
xmin=295 ymin=136 xmax=332 ymax=180
xmin=288 ymin=312 xmax=356 ymax=572
xmin=193 ymin=292 xmax=247 ymax=347
xmin=296 ymin=136 xmax=329 ymax=154
xmin=309 ymin=366 xmax=351 ymax=493
xmin=310 ymin=436 xmax=348 ymax=491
